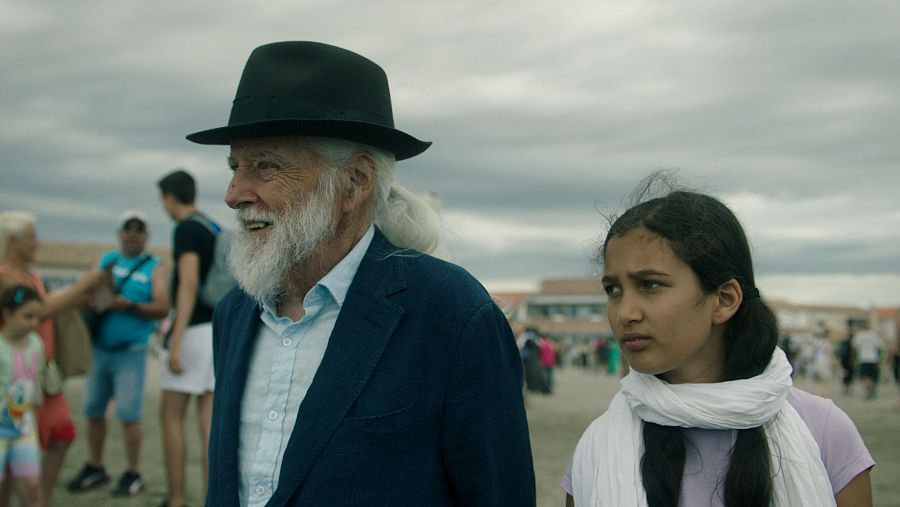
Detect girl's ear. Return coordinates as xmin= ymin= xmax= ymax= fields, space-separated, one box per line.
xmin=712 ymin=278 xmax=743 ymax=325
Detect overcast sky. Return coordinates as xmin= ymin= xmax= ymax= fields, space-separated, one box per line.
xmin=2 ymin=0 xmax=899 ymax=307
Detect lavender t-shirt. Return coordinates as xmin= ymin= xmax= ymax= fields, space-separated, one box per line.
xmin=561 ymin=388 xmax=874 ymax=505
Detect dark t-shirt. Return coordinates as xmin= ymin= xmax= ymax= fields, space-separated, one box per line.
xmin=172 ymin=215 xmax=216 ymax=325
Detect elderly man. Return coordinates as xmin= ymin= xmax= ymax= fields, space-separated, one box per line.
xmin=186 ymin=41 xmax=534 ymax=506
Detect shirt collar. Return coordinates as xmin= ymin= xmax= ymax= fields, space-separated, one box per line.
xmin=260 ymin=224 xmax=374 ymax=317
xmin=317 ymin=224 xmax=374 ymax=307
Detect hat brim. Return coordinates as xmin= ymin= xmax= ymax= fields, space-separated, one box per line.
xmin=186 ymin=119 xmax=431 ymax=161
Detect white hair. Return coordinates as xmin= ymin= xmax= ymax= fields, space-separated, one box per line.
xmin=304 ymin=137 xmax=446 ymax=256
xmin=0 ymin=210 xmax=36 ymax=262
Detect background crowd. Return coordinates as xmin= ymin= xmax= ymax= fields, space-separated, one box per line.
xmin=0 ymin=168 xmax=224 ymax=507
xmin=520 ymin=322 xmax=899 ymax=409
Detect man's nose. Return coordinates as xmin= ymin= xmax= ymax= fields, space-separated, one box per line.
xmin=225 ymin=167 xmax=257 ymax=209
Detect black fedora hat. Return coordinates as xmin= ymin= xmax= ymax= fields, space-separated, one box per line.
xmin=186 ymin=41 xmax=431 ymax=160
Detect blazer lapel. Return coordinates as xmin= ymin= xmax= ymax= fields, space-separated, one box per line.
xmin=214 ymin=292 xmax=262 ymax=503
xmin=268 ymin=231 xmax=406 ymax=506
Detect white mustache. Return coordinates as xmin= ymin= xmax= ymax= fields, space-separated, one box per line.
xmin=236 ymin=208 xmax=278 ymax=223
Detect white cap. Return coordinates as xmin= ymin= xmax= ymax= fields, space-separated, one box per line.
xmin=119 ymin=209 xmax=149 ymax=230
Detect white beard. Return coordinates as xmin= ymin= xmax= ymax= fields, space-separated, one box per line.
xmin=227 ymin=180 xmax=338 ymax=305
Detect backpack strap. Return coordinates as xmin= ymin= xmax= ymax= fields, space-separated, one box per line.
xmin=189 ymin=212 xmax=222 ymax=235
xmin=113 ymin=254 xmax=154 ymax=295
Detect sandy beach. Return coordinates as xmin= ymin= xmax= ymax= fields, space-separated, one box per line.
xmin=52 ymin=354 xmax=899 ymax=506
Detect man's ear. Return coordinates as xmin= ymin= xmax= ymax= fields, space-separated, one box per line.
xmin=712 ymin=278 xmax=743 ymax=325
xmin=340 ymin=152 xmax=376 ymax=213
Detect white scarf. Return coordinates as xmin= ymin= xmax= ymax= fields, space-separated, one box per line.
xmin=570 ymin=348 xmax=835 ymax=507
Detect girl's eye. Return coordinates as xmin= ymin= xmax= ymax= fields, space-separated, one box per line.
xmin=641 ymin=280 xmax=663 ymax=290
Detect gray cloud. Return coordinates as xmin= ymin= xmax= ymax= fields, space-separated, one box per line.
xmin=2 ymin=0 xmax=899 ymax=305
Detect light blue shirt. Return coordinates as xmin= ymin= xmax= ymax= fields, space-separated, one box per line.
xmin=238 ymin=225 xmax=374 ymax=507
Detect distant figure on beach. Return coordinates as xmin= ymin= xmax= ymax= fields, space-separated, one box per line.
xmin=779 ymin=334 xmax=798 ymax=377
xmin=808 ymin=331 xmax=841 ymax=398
xmin=539 ymin=335 xmax=557 ymax=393
xmin=66 ymin=210 xmax=169 ymax=497
xmin=187 ymin=41 xmax=534 ymax=505
xmin=593 ymin=337 xmax=608 ymax=372
xmin=0 ymin=210 xmax=109 ymax=505
xmin=563 ymin=174 xmax=873 ymax=507
xmin=852 ymin=321 xmax=884 ymax=400
xmin=0 ymin=286 xmax=47 ymax=507
xmin=522 ymin=330 xmax=550 ymax=394
xmin=607 ymin=337 xmax=621 ymax=377
xmin=836 ymin=332 xmax=856 ymax=395
xmin=157 ymin=170 xmax=218 ymax=507
xmin=888 ymin=321 xmax=900 ymax=409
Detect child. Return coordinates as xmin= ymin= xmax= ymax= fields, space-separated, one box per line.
xmin=563 ymin=178 xmax=873 ymax=507
xmin=0 ymin=285 xmax=46 ymax=507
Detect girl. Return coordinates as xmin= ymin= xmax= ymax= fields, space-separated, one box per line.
xmin=0 ymin=210 xmax=109 ymax=505
xmin=563 ymin=179 xmax=873 ymax=506
xmin=0 ymin=286 xmax=46 ymax=507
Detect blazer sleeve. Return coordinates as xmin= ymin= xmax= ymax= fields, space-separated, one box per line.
xmin=440 ymin=300 xmax=536 ymax=506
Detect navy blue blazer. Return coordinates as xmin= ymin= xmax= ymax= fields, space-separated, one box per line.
xmin=207 ymin=230 xmax=535 ymax=506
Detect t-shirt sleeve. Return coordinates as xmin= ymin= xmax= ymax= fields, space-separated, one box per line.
xmin=98 ymin=250 xmax=118 ymax=270
xmin=560 ymin=458 xmax=574 ymax=496
xmin=817 ymin=400 xmax=875 ymax=494
xmin=173 ymin=220 xmax=207 ymax=259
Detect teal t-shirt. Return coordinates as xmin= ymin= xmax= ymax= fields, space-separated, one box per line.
xmin=95 ymin=251 xmax=160 ymax=350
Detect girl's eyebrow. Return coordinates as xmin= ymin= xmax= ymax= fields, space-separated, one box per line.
xmin=602 ymin=269 xmax=671 ymax=284
xmin=628 ymin=269 xmax=671 ymax=279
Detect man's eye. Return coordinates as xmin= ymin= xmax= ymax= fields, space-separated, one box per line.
xmin=603 ymin=285 xmax=620 ymax=297
xmin=641 ymin=280 xmax=662 ymax=290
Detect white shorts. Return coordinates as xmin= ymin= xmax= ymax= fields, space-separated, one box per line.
xmin=159 ymin=323 xmax=215 ymax=395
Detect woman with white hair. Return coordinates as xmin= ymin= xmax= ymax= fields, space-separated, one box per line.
xmin=0 ymin=210 xmax=109 ymax=505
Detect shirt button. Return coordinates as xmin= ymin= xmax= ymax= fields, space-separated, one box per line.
xmin=268 ymin=410 xmax=278 ymax=420
xmin=282 ymin=337 xmax=292 ymax=347
xmin=256 ymin=484 xmax=265 ymax=495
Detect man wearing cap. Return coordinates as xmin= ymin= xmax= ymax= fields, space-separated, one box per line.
xmin=188 ymin=41 xmax=535 ymax=506
xmin=67 ymin=210 xmax=169 ymax=497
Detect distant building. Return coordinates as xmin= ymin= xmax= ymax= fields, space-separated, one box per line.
xmin=874 ymin=307 xmax=899 ymax=349
xmin=493 ymin=277 xmax=611 ymax=342
xmin=495 ymin=277 xmax=899 ymax=345
xmin=767 ymin=300 xmax=872 ymax=341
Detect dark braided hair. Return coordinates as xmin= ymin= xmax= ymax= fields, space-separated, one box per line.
xmin=599 ymin=173 xmax=779 ymax=507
